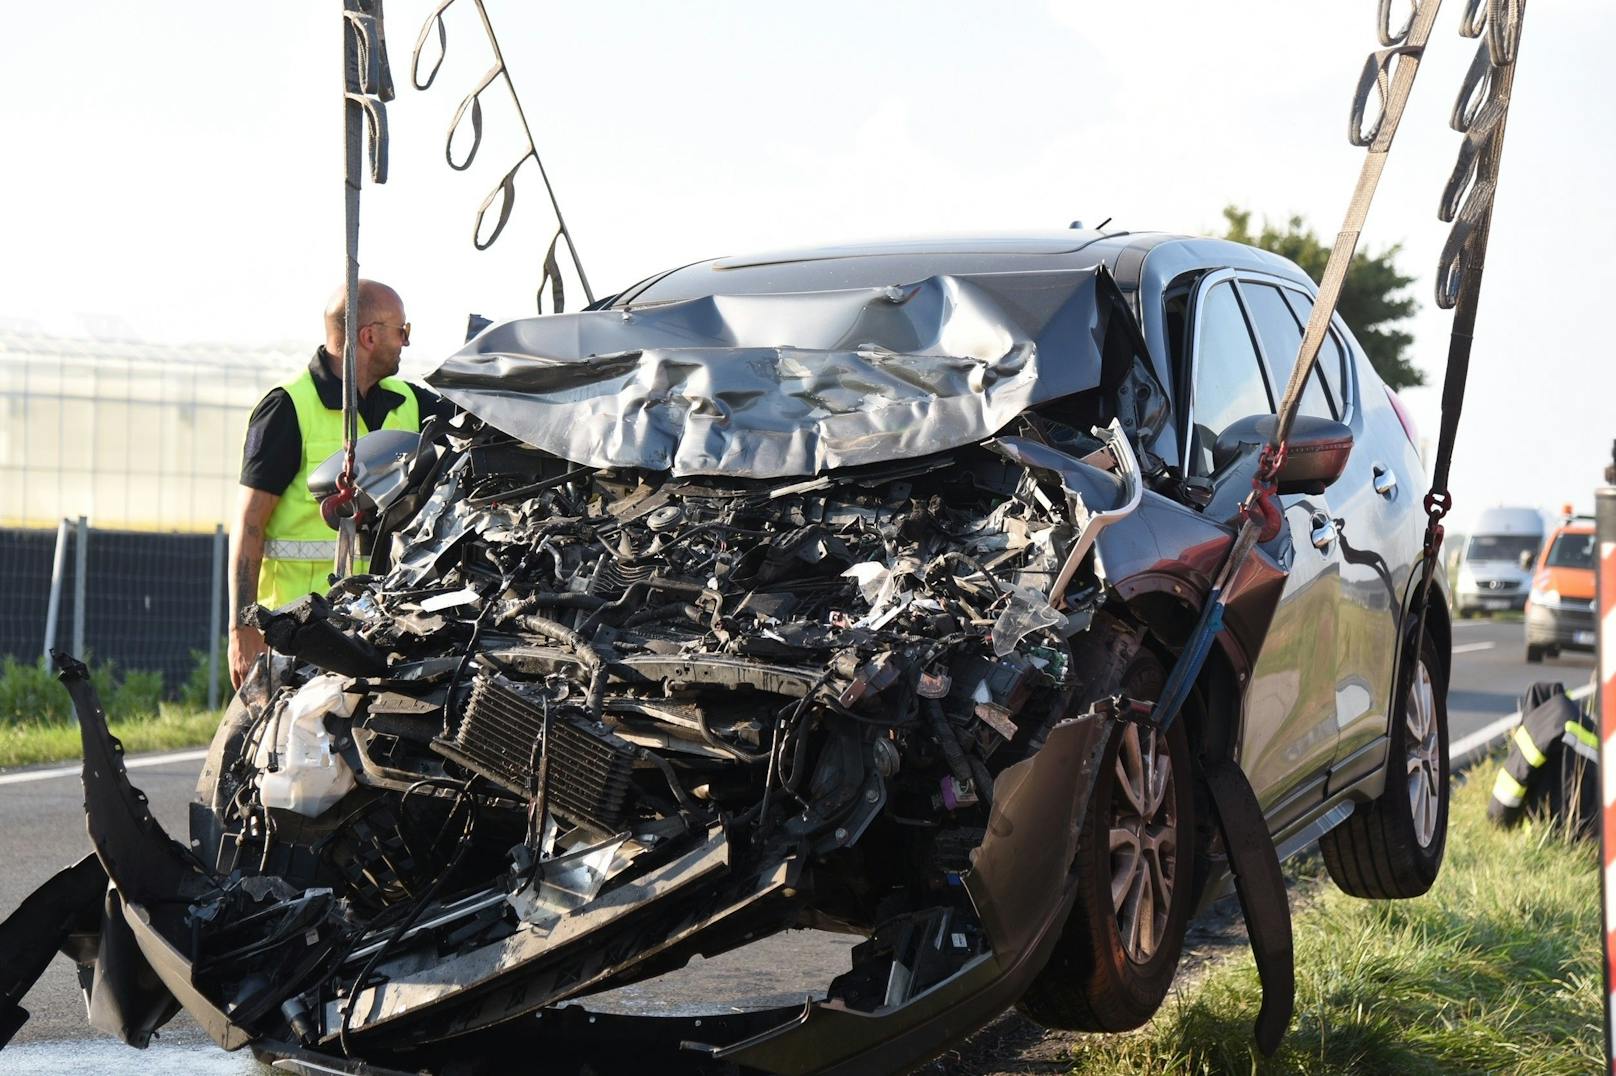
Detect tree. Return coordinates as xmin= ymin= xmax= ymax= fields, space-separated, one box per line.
xmin=1221 ymin=206 xmax=1423 ymax=390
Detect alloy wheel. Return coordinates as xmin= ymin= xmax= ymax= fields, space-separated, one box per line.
xmin=1405 ymin=657 xmax=1442 ymax=848
xmin=1108 ymin=723 xmax=1177 ymax=964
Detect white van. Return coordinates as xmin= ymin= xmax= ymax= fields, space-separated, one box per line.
xmin=1454 ymin=506 xmax=1544 ymax=616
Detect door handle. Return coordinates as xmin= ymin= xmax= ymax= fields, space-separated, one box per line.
xmin=1372 ymin=464 xmax=1397 ymax=497
xmin=1310 ymin=513 xmax=1337 ymax=551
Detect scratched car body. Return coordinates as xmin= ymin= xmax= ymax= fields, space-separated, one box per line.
xmin=0 ymin=232 xmax=1452 ymax=1074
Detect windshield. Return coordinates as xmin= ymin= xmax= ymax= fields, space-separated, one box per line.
xmin=1466 ymin=534 xmax=1539 ymax=563
xmin=1546 ymin=532 xmax=1595 ymax=569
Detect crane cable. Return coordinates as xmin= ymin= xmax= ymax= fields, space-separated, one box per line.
xmin=327 ymin=1 xmax=395 ymax=574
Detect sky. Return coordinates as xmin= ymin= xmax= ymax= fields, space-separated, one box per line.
xmin=1 ymin=0 xmax=1611 ymax=531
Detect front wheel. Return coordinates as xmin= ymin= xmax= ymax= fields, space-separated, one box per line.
xmin=1321 ymin=629 xmax=1448 ymax=899
xmin=1019 ymin=636 xmax=1195 ymax=1032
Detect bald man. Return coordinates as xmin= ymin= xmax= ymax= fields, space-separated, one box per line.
xmin=229 ymin=281 xmax=455 ymax=688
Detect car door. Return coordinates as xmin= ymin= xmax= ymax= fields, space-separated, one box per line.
xmin=1186 ymin=275 xmax=1341 ymax=824
xmin=1270 ymin=289 xmax=1407 ymax=786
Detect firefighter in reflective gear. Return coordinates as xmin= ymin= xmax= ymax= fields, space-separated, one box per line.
xmin=1489 ymin=681 xmax=1600 ymax=835
xmin=229 ymin=281 xmax=453 ymax=689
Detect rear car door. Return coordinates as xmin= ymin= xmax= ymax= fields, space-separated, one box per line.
xmin=1186 ymin=275 xmax=1341 ymax=823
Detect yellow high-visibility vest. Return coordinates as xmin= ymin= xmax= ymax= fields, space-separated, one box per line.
xmin=258 ymin=369 xmax=420 ymax=609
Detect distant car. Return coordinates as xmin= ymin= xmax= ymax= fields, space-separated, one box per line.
xmin=1525 ymin=518 xmax=1596 ymax=662
xmin=2 ymin=232 xmax=1454 ymax=1072
xmin=1454 ymin=506 xmax=1543 ymax=616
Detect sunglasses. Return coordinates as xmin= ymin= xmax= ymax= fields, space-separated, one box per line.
xmin=365 ymin=320 xmax=411 ymax=343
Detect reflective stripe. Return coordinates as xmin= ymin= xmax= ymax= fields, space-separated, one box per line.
xmin=1564 ymin=721 xmax=1600 ymax=764
xmin=1491 ymin=768 xmax=1527 ymax=808
xmin=1512 ymin=725 xmax=1547 ymax=769
xmin=265 ymin=539 xmax=338 ymax=560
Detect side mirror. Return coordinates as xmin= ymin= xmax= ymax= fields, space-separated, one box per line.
xmin=1212 ymin=414 xmax=1354 ymax=496
xmin=1519 ymin=549 xmax=1536 ymax=570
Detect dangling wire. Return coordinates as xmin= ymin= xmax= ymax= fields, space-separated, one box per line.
xmin=411 ymin=0 xmax=595 ymax=313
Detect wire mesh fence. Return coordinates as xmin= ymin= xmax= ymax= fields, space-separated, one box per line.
xmin=0 ymin=521 xmax=226 ymax=702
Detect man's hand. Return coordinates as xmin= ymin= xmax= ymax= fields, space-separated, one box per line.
xmin=229 ymin=625 xmax=267 ymax=690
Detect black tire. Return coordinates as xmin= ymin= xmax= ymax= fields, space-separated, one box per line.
xmin=1019 ymin=623 xmax=1195 ymax=1032
xmin=1321 ymin=629 xmax=1448 ymax=899
xmin=1525 ymin=643 xmax=1544 ymax=664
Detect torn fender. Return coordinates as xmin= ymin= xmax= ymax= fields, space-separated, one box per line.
xmin=49 ymin=652 xmax=249 ymax=1050
xmin=1096 ymin=490 xmax=1290 ymax=674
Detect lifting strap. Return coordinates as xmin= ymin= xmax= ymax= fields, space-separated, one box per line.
xmin=1151 ymin=0 xmax=1531 ymax=1055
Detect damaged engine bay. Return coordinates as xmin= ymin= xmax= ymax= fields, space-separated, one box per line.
xmin=200 ymin=410 xmax=1143 ymax=1069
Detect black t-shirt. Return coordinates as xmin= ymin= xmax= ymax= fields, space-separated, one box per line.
xmin=239 ymin=348 xmax=457 ymax=495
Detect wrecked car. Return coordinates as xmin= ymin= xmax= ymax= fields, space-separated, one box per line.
xmin=1 ymin=232 xmax=1451 ymax=1074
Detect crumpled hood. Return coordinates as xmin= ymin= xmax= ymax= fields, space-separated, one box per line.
xmin=425 ymin=266 xmax=1129 ymax=478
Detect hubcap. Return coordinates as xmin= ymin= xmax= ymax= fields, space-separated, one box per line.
xmin=1405 ymin=658 xmax=1442 ymax=847
xmin=1108 ymin=723 xmax=1177 ymax=964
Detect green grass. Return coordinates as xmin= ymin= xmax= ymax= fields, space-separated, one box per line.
xmin=1066 ymin=762 xmax=1602 ymax=1075
xmin=0 ymin=704 xmax=221 ymax=769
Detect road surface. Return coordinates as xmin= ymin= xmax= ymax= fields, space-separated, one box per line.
xmin=0 ymin=616 xmax=1593 ymax=1072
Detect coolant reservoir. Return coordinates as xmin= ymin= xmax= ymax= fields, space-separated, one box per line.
xmin=255 ymin=674 xmax=357 ymax=818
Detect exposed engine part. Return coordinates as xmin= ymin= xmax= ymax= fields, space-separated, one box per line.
xmin=434 ymin=674 xmax=636 ymax=833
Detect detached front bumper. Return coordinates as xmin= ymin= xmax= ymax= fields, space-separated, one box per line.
xmin=1526 ymin=600 xmax=1597 ymax=651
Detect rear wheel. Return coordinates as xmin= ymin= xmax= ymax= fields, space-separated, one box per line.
xmin=1019 ymin=633 xmax=1195 ymax=1032
xmin=1525 ymin=643 xmax=1544 ymax=664
xmin=1321 ymin=630 xmax=1448 ymax=899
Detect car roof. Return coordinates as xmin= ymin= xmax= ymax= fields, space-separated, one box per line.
xmin=614 ymin=230 xmax=1315 ymax=309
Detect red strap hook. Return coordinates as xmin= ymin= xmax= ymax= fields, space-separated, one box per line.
xmin=1240 ymin=442 xmax=1287 ymax=543
xmin=320 ymin=445 xmax=361 ymax=529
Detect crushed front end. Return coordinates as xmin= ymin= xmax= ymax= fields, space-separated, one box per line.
xmin=1 ymin=266 xmax=1266 ymax=1073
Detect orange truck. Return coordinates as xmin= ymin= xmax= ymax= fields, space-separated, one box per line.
xmin=1525 ymin=515 xmax=1597 ymax=663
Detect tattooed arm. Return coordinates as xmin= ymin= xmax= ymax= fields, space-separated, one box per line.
xmin=228 ymin=486 xmax=280 ymax=690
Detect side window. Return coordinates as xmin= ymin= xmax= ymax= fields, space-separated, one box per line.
xmin=1279 ymin=290 xmax=1351 ymax=417
xmin=1189 ymin=282 xmax=1272 ymax=475
xmin=1239 ymin=283 xmax=1334 ymax=419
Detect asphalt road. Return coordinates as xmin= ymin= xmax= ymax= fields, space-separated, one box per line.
xmin=0 ymin=616 xmax=1594 ymax=1073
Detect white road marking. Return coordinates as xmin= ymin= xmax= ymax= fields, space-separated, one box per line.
xmin=0 ymin=748 xmax=207 ymax=788
xmin=1451 ymin=641 xmax=1497 ymax=654
xmin=1448 ymin=682 xmax=1596 ymax=760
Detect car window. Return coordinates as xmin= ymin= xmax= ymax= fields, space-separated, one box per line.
xmin=1189 ymin=282 xmax=1272 ymax=475
xmin=1280 ymin=290 xmax=1351 ymax=416
xmin=1466 ymin=534 xmax=1540 ymax=563
xmin=1547 ymin=531 xmax=1595 ymax=569
xmin=1239 ymin=283 xmax=1334 ymax=419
